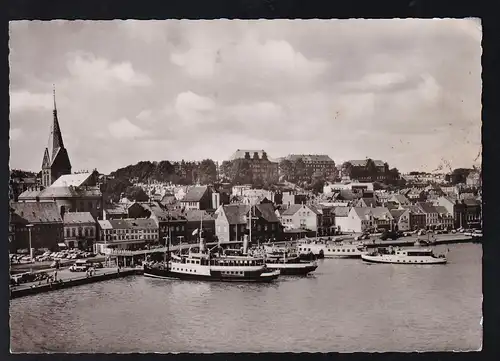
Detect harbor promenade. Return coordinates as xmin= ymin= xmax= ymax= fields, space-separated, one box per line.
xmin=272 ymin=233 xmax=477 ymax=248
xmin=10 ymin=267 xmax=143 ymax=299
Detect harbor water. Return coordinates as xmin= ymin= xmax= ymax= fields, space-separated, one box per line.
xmin=10 ymin=243 xmax=482 ymax=353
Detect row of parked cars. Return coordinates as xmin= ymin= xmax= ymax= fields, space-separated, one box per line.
xmin=44 ymin=249 xmax=96 ymax=262
xmin=69 ymin=260 xmax=104 ymax=272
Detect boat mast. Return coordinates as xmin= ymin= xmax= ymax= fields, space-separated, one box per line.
xmin=249 ymin=205 xmax=252 ymax=251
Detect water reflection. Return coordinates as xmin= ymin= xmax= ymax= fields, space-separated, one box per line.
xmin=10 ymin=243 xmax=482 ymax=353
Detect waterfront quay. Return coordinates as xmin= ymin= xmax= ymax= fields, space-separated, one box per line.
xmin=274 ymin=233 xmax=477 ymax=248
xmin=10 ymin=267 xmax=143 ymax=299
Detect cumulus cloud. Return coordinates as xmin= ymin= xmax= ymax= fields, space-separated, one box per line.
xmin=66 ymin=52 xmax=152 ymax=88
xmin=8 ymin=19 xmax=481 ymax=173
xmin=107 ymin=118 xmax=150 ymax=139
xmin=174 ymin=91 xmax=216 ymax=124
xmin=171 ymin=31 xmax=327 ymax=83
xmin=9 ymin=128 xmax=23 ymax=141
xmin=10 ymin=91 xmax=52 ymax=112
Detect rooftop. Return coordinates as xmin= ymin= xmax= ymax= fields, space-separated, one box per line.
xmin=229 ymin=149 xmax=278 ymax=162
xmin=348 ymin=159 xmax=386 ymax=167
xmin=107 ymin=218 xmax=158 ymax=230
xmin=51 ymin=172 xmax=94 ymax=187
xmin=286 ymin=154 xmax=334 ymax=163
xmin=39 ymin=186 xmax=102 ymax=199
xmin=63 ymin=212 xmax=96 ymax=224
xmin=11 ymin=202 xmax=63 ymax=224
xmin=181 ymin=186 xmax=208 ymax=202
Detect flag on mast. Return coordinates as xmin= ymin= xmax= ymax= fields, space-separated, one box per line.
xmin=192 ymin=228 xmax=199 ymax=236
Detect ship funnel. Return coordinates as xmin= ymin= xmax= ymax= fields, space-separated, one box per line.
xmin=243 ymin=234 xmax=249 ymax=254
xmin=199 ymin=234 xmax=206 ymax=253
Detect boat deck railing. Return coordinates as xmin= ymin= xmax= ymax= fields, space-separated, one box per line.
xmin=105 ymin=242 xmax=219 ymax=256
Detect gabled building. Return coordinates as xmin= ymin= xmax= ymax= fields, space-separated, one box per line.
xmin=401 ymin=205 xmax=427 ymax=230
xmin=63 ymin=212 xmax=97 ymax=249
xmin=332 ymin=206 xmax=350 ymax=233
xmin=214 ymin=204 xmax=248 ymax=244
xmin=10 ymin=201 xmax=64 ymax=252
xmin=416 ymin=202 xmax=440 ymax=229
xmin=280 ymin=204 xmax=321 ymax=233
xmin=337 ymin=207 xmax=393 ymax=233
xmin=184 ymin=209 xmax=216 ymax=244
xmin=180 ymin=185 xmax=212 ymax=211
xmin=390 ymin=208 xmax=411 ymax=232
xmin=95 ymin=218 xmax=158 ymax=254
xmin=19 ymin=171 xmax=104 ymax=221
xmin=143 ymin=202 xmax=186 ymax=245
xmin=214 ymin=203 xmax=282 ymax=244
xmin=354 ymin=197 xmax=378 ymax=208
xmin=388 ymin=194 xmax=411 ymax=207
xmin=434 ymin=205 xmax=454 ymax=229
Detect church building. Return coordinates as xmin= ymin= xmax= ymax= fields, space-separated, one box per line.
xmin=41 ymin=88 xmax=72 ymax=187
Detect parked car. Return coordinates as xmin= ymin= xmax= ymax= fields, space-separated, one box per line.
xmin=380 ymin=231 xmax=400 ymax=241
xmin=69 ymin=260 xmax=91 ymax=272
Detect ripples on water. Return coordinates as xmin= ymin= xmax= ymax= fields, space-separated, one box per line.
xmin=10 ymin=243 xmax=482 ymax=353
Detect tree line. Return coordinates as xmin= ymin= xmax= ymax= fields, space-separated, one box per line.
xmin=102 ymin=159 xmax=218 ymax=203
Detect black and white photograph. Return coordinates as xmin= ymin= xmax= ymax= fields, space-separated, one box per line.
xmin=8 ymin=19 xmax=482 ymax=353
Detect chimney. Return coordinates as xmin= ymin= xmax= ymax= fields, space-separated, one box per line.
xmin=199 ymin=230 xmax=206 ymax=253
xmin=243 ymin=234 xmax=249 ymax=254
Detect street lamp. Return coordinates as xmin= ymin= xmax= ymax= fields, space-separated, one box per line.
xmin=26 ymin=224 xmax=33 ymax=273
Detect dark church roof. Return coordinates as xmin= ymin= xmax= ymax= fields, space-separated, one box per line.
xmin=41 ymin=87 xmax=72 ymax=173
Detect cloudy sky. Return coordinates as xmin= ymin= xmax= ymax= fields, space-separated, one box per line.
xmin=9 ymin=19 xmax=481 ymax=174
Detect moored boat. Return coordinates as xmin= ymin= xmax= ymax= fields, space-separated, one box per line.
xmin=361 ymin=247 xmax=447 ymax=264
xmin=144 ymin=252 xmax=280 ymax=282
xmin=144 ymin=214 xmax=280 ymax=283
xmin=297 ymin=238 xmax=367 ymax=259
xmin=264 ymin=247 xmax=318 ymax=276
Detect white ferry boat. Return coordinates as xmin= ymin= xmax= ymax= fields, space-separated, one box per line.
xmin=144 ymin=252 xmax=280 ymax=282
xmin=144 ymin=225 xmax=280 ymax=282
xmin=297 ymin=238 xmax=367 ymax=258
xmin=361 ymin=247 xmax=447 ymax=264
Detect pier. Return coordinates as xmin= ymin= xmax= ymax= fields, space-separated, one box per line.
xmin=10 ymin=267 xmax=143 ymax=299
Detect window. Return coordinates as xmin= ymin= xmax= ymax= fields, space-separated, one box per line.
xmin=72 ymin=228 xmax=76 ymax=237
xmin=66 ymin=228 xmax=70 ymax=237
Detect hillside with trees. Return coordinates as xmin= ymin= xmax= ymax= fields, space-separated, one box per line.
xmin=109 ymin=159 xmax=218 ymax=185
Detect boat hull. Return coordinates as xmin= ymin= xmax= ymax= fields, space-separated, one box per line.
xmin=361 ymin=254 xmax=447 ymax=265
xmin=143 ymin=265 xmax=280 ymax=283
xmin=265 ymin=263 xmax=318 ymax=276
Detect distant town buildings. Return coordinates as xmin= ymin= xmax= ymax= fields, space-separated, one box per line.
xmin=285 ymin=154 xmax=336 ymax=179
xmin=227 ymin=149 xmax=279 ymax=184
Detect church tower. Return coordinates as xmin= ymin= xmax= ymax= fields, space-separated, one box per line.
xmin=41 ymin=86 xmax=72 ymax=187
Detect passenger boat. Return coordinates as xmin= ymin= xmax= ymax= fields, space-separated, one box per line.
xmin=144 ymin=212 xmax=280 ymax=283
xmin=297 ymin=238 xmax=367 ymax=259
xmin=361 ymin=247 xmax=447 ymax=264
xmin=263 ymin=246 xmax=318 ymax=276
xmin=144 ymin=252 xmax=280 ymax=282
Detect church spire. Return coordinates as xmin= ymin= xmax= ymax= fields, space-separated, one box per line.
xmin=53 ymin=84 xmax=57 ymax=115
xmin=41 ymin=85 xmax=72 ymax=187
xmin=51 ymin=84 xmax=65 ymax=159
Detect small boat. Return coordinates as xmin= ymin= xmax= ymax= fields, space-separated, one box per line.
xmin=264 ymin=248 xmax=318 ymax=276
xmin=297 ymin=239 xmax=367 ymax=259
xmin=361 ymin=247 xmax=447 ymax=264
